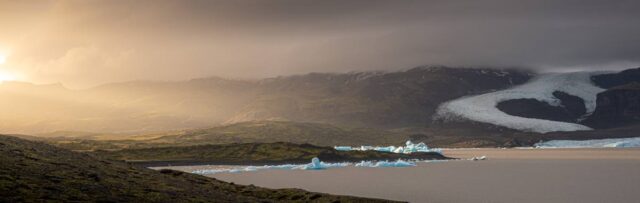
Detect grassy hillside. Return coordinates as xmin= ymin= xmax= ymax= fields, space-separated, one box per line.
xmin=45 ymin=121 xmax=411 ymax=151
xmin=94 ymin=142 xmax=449 ymax=166
xmin=154 ymin=121 xmax=410 ymax=147
xmin=0 ymin=135 xmax=398 ymax=202
xmin=226 ymin=67 xmax=531 ymax=129
xmin=45 ymin=120 xmax=640 ymax=151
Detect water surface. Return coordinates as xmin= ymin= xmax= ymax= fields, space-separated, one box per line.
xmin=164 ymin=148 xmax=640 ymax=203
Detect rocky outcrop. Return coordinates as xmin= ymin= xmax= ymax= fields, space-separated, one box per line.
xmin=496 ymin=91 xmax=586 ymax=123
xmin=591 ymin=67 xmax=640 ymax=88
xmin=583 ymin=83 xmax=640 ymax=128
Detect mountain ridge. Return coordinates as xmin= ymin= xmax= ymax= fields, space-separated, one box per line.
xmin=0 ymin=66 xmax=532 ymax=134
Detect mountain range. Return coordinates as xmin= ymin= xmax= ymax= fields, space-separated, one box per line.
xmin=2 ymin=66 xmax=639 ymax=147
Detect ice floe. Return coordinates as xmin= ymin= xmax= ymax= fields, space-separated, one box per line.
xmin=470 ymin=156 xmax=487 ymax=161
xmin=435 ymin=71 xmax=608 ymax=133
xmin=535 ymin=137 xmax=640 ymax=148
xmin=190 ymin=157 xmax=437 ymax=175
xmin=334 ymin=140 xmax=442 ymax=154
xmin=192 ymin=158 xmax=350 ymax=175
xmin=355 ymin=159 xmax=416 ymax=167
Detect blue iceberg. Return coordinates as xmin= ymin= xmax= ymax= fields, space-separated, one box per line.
xmin=191 ymin=157 xmax=350 ymax=175
xmin=334 ymin=140 xmax=442 ymax=154
xmin=355 ymin=159 xmax=416 ymax=167
xmin=299 ymin=157 xmax=350 ymax=170
xmin=334 ymin=146 xmax=352 ymax=151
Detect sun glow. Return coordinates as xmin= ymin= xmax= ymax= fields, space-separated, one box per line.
xmin=0 ymin=52 xmax=17 ymax=82
xmin=0 ymin=70 xmax=16 ymax=82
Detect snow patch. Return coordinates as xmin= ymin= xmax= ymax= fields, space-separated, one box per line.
xmin=535 ymin=137 xmax=640 ymax=148
xmin=435 ymin=72 xmax=607 ymax=133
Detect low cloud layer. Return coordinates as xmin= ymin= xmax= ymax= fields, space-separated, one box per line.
xmin=1 ymin=0 xmax=639 ymax=88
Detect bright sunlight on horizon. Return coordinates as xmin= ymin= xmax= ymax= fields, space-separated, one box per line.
xmin=0 ymin=53 xmax=16 ymax=82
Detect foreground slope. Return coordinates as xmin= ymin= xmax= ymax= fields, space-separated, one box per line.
xmin=0 ymin=135 xmax=397 ymax=202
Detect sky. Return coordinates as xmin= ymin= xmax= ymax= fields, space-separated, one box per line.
xmin=0 ymin=0 xmax=639 ymax=88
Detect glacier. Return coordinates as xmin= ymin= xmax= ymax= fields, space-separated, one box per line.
xmin=434 ymin=71 xmax=608 ymax=133
xmin=334 ymin=140 xmax=442 ymax=154
xmin=535 ymin=137 xmax=640 ymax=148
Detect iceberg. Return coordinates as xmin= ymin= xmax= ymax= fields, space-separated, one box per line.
xmin=535 ymin=137 xmax=640 ymax=148
xmin=334 ymin=146 xmax=352 ymax=151
xmin=333 ymin=140 xmax=442 ymax=154
xmin=470 ymin=156 xmax=487 ymax=161
xmin=373 ymin=146 xmax=395 ymax=152
xmin=191 ymin=157 xmax=350 ymax=175
xmin=355 ymin=159 xmax=416 ymax=167
xmin=190 ymin=157 xmax=438 ymax=175
xmin=299 ymin=157 xmax=350 ymax=170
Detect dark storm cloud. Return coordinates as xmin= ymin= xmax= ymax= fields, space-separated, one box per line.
xmin=2 ymin=0 xmax=640 ymax=87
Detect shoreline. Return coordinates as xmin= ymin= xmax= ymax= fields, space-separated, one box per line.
xmin=133 ymin=147 xmax=640 ymax=167
xmin=202 ymin=148 xmax=640 ymax=203
xmin=128 ymin=154 xmax=452 ymax=167
xmin=125 ymin=152 xmax=458 ymax=167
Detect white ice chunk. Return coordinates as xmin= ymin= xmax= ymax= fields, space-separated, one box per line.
xmin=470 ymin=156 xmax=487 ymax=161
xmin=355 ymin=159 xmax=416 ymax=167
xmin=334 ymin=146 xmax=352 ymax=151
xmin=332 ymin=140 xmax=442 ymax=155
xmin=535 ymin=137 xmax=640 ymax=148
xmin=192 ymin=157 xmax=350 ymax=175
xmin=299 ymin=157 xmax=349 ymax=170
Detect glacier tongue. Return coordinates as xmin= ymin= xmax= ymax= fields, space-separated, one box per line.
xmin=535 ymin=137 xmax=640 ymax=148
xmin=434 ymin=71 xmax=608 ymax=133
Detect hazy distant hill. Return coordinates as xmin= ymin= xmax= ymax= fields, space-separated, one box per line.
xmin=3 ymin=66 xmax=639 ymax=144
xmin=227 ymin=67 xmax=531 ymax=129
xmin=152 ymin=121 xmax=409 ymax=147
xmin=0 ymin=66 xmax=531 ymax=134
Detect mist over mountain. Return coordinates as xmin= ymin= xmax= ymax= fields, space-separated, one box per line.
xmin=2 ymin=66 xmax=639 ymax=141
xmin=1 ymin=66 xmax=532 ymax=134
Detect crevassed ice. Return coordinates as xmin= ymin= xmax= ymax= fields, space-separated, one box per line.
xmin=434 ymin=71 xmax=608 ymax=133
xmin=334 ymin=140 xmax=442 ymax=154
xmin=535 ymin=137 xmax=640 ymax=148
